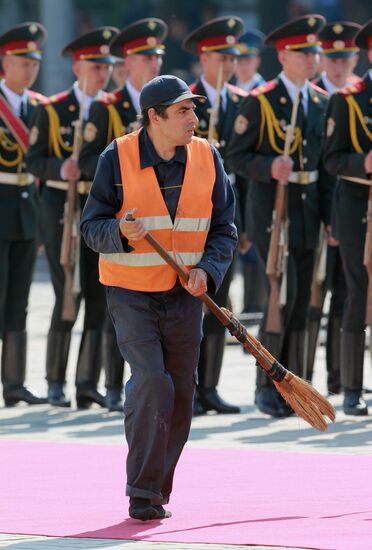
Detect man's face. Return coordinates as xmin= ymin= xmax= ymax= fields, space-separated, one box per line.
xmin=324 ymin=55 xmax=358 ymax=87
xmin=235 ymin=56 xmax=260 ymax=83
xmin=74 ymin=61 xmax=112 ymax=94
xmin=3 ymin=55 xmax=40 ymax=89
xmin=151 ymin=99 xmax=198 ymax=146
xmin=126 ymin=53 xmax=163 ymax=85
xmin=280 ymin=50 xmax=319 ymax=81
xmin=201 ymin=52 xmax=237 ymax=85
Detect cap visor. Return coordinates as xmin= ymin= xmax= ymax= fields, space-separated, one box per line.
xmin=161 ymin=91 xmax=206 ymax=106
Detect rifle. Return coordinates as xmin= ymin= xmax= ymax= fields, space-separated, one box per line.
xmin=265 ymin=87 xmax=301 ymax=334
xmin=125 ymin=213 xmax=335 ymax=432
xmin=310 ymin=224 xmax=328 ymax=310
xmin=364 ymin=175 xmax=372 ymax=323
xmin=207 ymin=61 xmax=224 ymax=145
xmin=60 ymin=78 xmax=86 ymax=321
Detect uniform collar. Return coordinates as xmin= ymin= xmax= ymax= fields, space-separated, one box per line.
xmin=73 ymin=81 xmax=102 ymax=120
xmin=279 ymin=71 xmax=309 ymax=114
xmin=125 ymin=79 xmax=141 ymax=114
xmin=236 ymin=73 xmax=263 ymax=92
xmin=321 ymin=72 xmax=342 ymax=94
xmin=200 ymin=74 xmax=228 ymax=110
xmin=0 ymin=79 xmax=28 ymax=116
xmin=139 ymin=128 xmax=186 ymax=169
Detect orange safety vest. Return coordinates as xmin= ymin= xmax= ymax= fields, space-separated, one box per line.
xmin=99 ymin=130 xmax=216 ymax=291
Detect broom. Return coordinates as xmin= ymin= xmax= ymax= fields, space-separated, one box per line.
xmin=126 ymin=215 xmax=336 ymax=432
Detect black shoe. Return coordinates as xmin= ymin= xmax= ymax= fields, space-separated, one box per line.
xmin=48 ymin=382 xmax=71 ymax=407
xmin=3 ymin=385 xmax=48 ymax=407
xmin=255 ymin=387 xmax=292 ymax=418
xmin=76 ymin=387 xmax=106 ymax=409
xmin=129 ymin=498 xmax=158 ymax=521
xmin=105 ymin=388 xmax=123 ymax=412
xmin=343 ymin=390 xmax=368 ymax=416
xmin=193 ymin=395 xmax=206 ymax=416
xmin=152 ymin=504 xmax=172 ymax=519
xmin=198 ymin=388 xmax=240 ymax=414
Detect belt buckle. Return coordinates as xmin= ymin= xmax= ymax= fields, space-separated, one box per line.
xmin=298 ymin=171 xmax=309 ymax=185
xmin=18 ymin=173 xmax=28 ymax=186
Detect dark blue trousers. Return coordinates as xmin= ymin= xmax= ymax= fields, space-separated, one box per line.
xmin=106 ymin=282 xmax=203 ymax=504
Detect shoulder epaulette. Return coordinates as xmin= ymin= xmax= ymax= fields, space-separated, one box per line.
xmin=309 ymin=82 xmax=328 ymax=96
xmin=250 ymin=79 xmax=277 ymax=97
xmin=338 ymin=79 xmax=366 ymax=97
xmin=99 ymin=89 xmax=122 ymax=106
xmin=189 ymin=82 xmax=199 ymax=94
xmin=226 ymin=83 xmax=248 ymax=97
xmin=41 ymin=90 xmax=70 ymax=106
xmin=27 ymin=90 xmax=46 ymax=102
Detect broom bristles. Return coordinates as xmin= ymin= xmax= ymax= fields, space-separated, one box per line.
xmin=273 ymin=373 xmax=336 ymax=432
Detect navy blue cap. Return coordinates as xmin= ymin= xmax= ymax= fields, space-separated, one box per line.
xmin=183 ymin=16 xmax=244 ymax=56
xmin=0 ymin=22 xmax=46 ymax=61
xmin=140 ymin=75 xmax=206 ymax=111
xmin=319 ymin=22 xmax=361 ymax=58
xmin=62 ymin=27 xmax=118 ymax=64
xmin=266 ymin=14 xmax=326 ymax=53
xmin=110 ymin=18 xmax=167 ymax=58
xmin=237 ymin=29 xmax=265 ymax=57
xmin=355 ymin=19 xmax=372 ymax=50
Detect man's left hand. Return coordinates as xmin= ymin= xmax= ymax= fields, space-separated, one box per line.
xmin=186 ymin=268 xmax=208 ymax=296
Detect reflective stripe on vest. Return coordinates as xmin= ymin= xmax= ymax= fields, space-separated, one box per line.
xmin=99 ymin=130 xmax=216 ymax=292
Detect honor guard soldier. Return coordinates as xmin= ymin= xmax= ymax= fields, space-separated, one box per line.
xmin=306 ymin=21 xmax=361 ymax=394
xmin=232 ymin=29 xmax=266 ymax=92
xmin=227 ymin=15 xmax=335 ymax=417
xmin=182 ymin=16 xmax=246 ymax=415
xmin=0 ymin=22 xmax=47 ymax=406
xmin=232 ymin=29 xmax=268 ymax=318
xmin=79 ymin=18 xmax=167 ymax=411
xmin=324 ymin=19 xmax=372 ymax=415
xmin=26 ymin=27 xmax=118 ymax=408
xmin=80 ymin=74 xmax=237 ymax=520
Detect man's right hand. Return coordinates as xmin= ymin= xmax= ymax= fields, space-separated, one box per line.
xmin=119 ymin=212 xmax=147 ymax=241
xmin=364 ymin=150 xmax=372 ymax=174
xmin=271 ymin=156 xmax=293 ymax=182
xmin=61 ymin=158 xmax=81 ymax=181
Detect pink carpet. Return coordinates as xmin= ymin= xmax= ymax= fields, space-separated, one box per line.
xmin=0 ymin=441 xmax=371 ymax=549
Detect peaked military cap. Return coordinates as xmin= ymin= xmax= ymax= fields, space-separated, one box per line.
xmin=237 ymin=28 xmax=265 ymax=57
xmin=62 ymin=26 xmax=119 ymax=63
xmin=0 ymin=22 xmax=46 ymax=61
xmin=355 ymin=19 xmax=372 ymax=50
xmin=265 ymin=14 xmax=326 ymax=53
xmin=183 ymin=16 xmax=244 ymax=56
xmin=319 ymin=21 xmax=361 ymax=57
xmin=110 ymin=18 xmax=167 ymax=58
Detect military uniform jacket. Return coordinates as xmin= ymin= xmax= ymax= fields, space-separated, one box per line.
xmin=0 ymin=88 xmax=43 ymax=240
xmin=227 ymin=77 xmax=334 ymax=250
xmin=324 ymin=74 xmax=372 ymax=243
xmin=26 ymin=87 xmax=94 ymax=207
xmin=189 ymin=79 xmax=247 ymax=165
xmin=79 ymin=85 xmax=138 ymax=180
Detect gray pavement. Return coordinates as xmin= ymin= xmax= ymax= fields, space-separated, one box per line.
xmin=0 ymin=253 xmax=372 ymax=549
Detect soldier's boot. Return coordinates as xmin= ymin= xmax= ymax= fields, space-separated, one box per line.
xmin=75 ymin=329 xmax=105 ymax=409
xmin=2 ymin=331 xmax=47 ymax=406
xmin=305 ymin=318 xmax=321 ymax=382
xmin=103 ymin=331 xmax=124 ymax=412
xmin=197 ymin=334 xmax=240 ymax=414
xmin=326 ymin=315 xmax=342 ymax=395
xmin=341 ymin=331 xmax=368 ymax=416
xmin=46 ymin=331 xmax=71 ymax=407
xmin=255 ymin=330 xmax=290 ymax=417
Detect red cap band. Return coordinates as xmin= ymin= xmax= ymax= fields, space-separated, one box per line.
xmin=276 ymin=33 xmax=319 ymax=51
xmin=73 ymin=44 xmax=110 ymax=61
xmin=1 ymin=39 xmax=39 ymax=55
xmin=197 ymin=34 xmax=237 ymax=54
xmin=122 ymin=36 xmax=161 ymax=55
